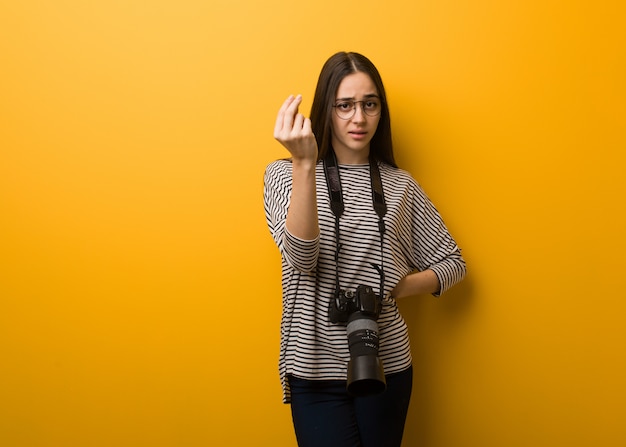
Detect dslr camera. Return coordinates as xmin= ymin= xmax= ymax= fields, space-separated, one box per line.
xmin=329 ymin=285 xmax=386 ymax=396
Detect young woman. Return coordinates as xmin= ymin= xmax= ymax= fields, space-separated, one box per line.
xmin=264 ymin=52 xmax=466 ymax=447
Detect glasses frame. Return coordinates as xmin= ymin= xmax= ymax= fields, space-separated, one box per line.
xmin=332 ymin=97 xmax=382 ymax=120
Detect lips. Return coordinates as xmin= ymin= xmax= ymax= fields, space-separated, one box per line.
xmin=349 ymin=131 xmax=367 ymax=139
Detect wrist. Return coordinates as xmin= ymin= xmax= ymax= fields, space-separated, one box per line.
xmin=292 ymin=158 xmax=318 ymax=171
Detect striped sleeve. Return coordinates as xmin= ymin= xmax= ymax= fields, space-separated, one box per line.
xmin=408 ymin=178 xmax=466 ymax=296
xmin=263 ymin=160 xmax=320 ymax=273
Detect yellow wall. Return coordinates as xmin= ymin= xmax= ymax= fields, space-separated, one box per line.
xmin=1 ymin=1 xmax=624 ymax=446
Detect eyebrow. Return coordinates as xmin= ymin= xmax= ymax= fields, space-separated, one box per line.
xmin=335 ymin=93 xmax=380 ymax=101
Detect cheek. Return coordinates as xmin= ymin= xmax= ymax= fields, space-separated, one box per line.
xmin=369 ymin=117 xmax=381 ymax=136
xmin=331 ymin=115 xmax=343 ymax=136
xmin=372 ymin=116 xmax=381 ymax=130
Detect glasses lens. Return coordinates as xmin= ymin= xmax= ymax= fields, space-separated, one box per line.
xmin=363 ymin=99 xmax=381 ymax=117
xmin=334 ymin=101 xmax=355 ymax=119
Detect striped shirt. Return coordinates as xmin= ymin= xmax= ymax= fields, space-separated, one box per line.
xmin=264 ymin=159 xmax=466 ymax=403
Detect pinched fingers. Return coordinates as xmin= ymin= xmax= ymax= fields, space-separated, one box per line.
xmin=274 ymin=95 xmax=309 ymax=141
xmin=274 ymin=94 xmax=303 ymax=138
xmin=273 ymin=94 xmax=317 ymax=160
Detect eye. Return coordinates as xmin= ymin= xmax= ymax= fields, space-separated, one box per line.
xmin=336 ymin=101 xmax=354 ymax=110
xmin=365 ymin=100 xmax=380 ymax=110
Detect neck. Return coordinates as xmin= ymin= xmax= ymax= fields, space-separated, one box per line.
xmin=333 ymin=148 xmax=370 ymax=165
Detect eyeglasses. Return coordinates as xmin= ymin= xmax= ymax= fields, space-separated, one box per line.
xmin=332 ymin=98 xmax=382 ymax=120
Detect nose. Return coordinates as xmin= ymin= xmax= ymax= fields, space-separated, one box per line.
xmin=351 ymin=104 xmax=367 ymax=123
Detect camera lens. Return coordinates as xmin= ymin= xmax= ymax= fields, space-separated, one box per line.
xmin=346 ymin=313 xmax=386 ymax=396
xmin=347 ymin=316 xmax=379 ymax=356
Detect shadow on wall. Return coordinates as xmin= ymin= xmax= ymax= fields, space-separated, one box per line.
xmin=398 ymin=275 xmax=476 ymax=445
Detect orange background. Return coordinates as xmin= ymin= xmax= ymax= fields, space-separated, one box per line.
xmin=1 ymin=1 xmax=625 ymax=446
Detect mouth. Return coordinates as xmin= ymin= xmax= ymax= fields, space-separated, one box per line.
xmin=349 ymin=130 xmax=367 ymax=139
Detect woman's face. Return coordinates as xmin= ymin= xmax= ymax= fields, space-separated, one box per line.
xmin=330 ymin=71 xmax=381 ymax=164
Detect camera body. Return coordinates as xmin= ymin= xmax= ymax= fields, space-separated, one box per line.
xmin=328 ymin=285 xmax=386 ymax=396
xmin=328 ymin=285 xmax=381 ymax=324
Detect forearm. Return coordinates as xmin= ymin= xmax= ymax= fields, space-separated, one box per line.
xmin=274 ymin=94 xmax=320 ymax=241
xmin=285 ymin=159 xmax=319 ymax=241
xmin=391 ymin=269 xmax=440 ymax=299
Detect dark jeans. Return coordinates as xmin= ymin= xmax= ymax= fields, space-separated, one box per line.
xmin=288 ymin=366 xmax=413 ymax=447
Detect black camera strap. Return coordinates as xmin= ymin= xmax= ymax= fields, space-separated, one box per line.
xmin=323 ymin=149 xmax=387 ymax=302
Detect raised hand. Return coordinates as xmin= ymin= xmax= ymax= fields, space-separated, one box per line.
xmin=273 ymin=95 xmax=318 ymax=163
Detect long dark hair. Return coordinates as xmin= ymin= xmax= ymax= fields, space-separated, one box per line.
xmin=310 ymin=52 xmax=397 ymax=167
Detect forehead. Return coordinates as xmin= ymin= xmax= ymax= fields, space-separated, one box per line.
xmin=336 ymin=72 xmax=378 ymax=98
